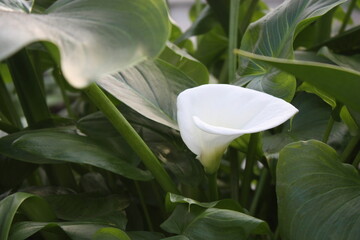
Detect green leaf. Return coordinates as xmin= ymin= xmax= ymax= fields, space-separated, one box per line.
xmin=44 ymin=193 xmax=128 ymax=229
xmin=93 ymin=227 xmax=131 ymax=240
xmin=277 ymin=140 xmax=360 ymax=240
xmin=236 ymin=50 xmax=360 ymax=113
xmin=314 ymin=25 xmax=360 ymax=54
xmin=0 ymin=155 xmax=37 ymax=192
xmin=263 ymin=92 xmax=347 ymax=154
xmin=174 ymin=6 xmax=217 ymax=44
xmin=235 ymin=0 xmax=346 ymax=101
xmin=0 ymin=0 xmax=170 ymax=88
xmin=166 ymin=193 xmax=243 ymax=213
xmin=0 ymin=129 xmax=153 ymax=181
xmin=0 ymin=0 xmax=33 ymax=13
xmin=161 ymin=204 xmax=270 ymax=240
xmin=0 ymin=192 xmax=56 ymax=240
xmin=193 ymin=24 xmax=228 ymax=67
xmin=159 ymin=43 xmax=209 ymax=85
xmin=98 ymin=60 xmax=198 ymax=129
xmin=9 ymin=221 xmax=117 ymax=240
xmin=126 ymin=231 xmax=164 ymax=240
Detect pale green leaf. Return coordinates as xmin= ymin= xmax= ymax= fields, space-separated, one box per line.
xmin=0 ymin=0 xmax=170 ymax=88
xmin=234 ymin=0 xmax=346 ymax=101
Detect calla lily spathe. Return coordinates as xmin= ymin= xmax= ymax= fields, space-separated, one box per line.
xmin=177 ymin=84 xmax=298 ymax=174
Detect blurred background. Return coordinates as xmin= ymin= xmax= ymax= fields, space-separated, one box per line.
xmin=168 ymin=0 xmax=285 ymax=31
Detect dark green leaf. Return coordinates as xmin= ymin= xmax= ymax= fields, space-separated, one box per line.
xmin=44 ymin=194 xmax=128 ymax=229
xmin=161 ymin=204 xmax=270 ymax=240
xmin=0 ymin=129 xmax=152 ymax=181
xmin=313 ymin=25 xmax=360 ymax=54
xmin=127 ymin=231 xmax=164 ymax=240
xmin=277 ymin=140 xmax=360 ymax=240
xmin=263 ymin=92 xmax=347 ymax=154
xmin=9 ymin=221 xmax=117 ymax=240
xmin=0 ymin=192 xmax=56 ymax=240
xmin=175 ymin=6 xmax=217 ymax=44
xmin=93 ymin=227 xmax=131 ymax=240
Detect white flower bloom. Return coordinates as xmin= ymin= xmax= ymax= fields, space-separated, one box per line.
xmin=177 ymin=84 xmax=298 ymax=174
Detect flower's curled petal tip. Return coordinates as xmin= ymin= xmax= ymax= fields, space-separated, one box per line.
xmin=193 ymin=116 xmax=247 ymax=136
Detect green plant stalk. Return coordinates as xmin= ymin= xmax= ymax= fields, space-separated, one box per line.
xmin=6 ymin=49 xmax=52 ymax=127
xmin=207 ymin=172 xmax=218 ymax=201
xmin=53 ymin=68 xmax=75 ymax=118
xmin=352 ymin=150 xmax=360 ymax=168
xmin=0 ymin=120 xmax=19 ymax=133
xmin=249 ymin=168 xmax=269 ymax=215
xmin=239 ymin=0 xmax=260 ymax=36
xmin=314 ymin=8 xmax=335 ymax=44
xmin=340 ymin=133 xmax=360 ymax=163
xmin=339 ymin=0 xmax=357 ymax=34
xmin=229 ymin=147 xmax=239 ymax=201
xmin=228 ymin=0 xmax=241 ymax=83
xmin=240 ymin=132 xmax=260 ymax=207
xmin=0 ymin=65 xmax=23 ymax=128
xmin=134 ymin=181 xmax=154 ymax=231
xmin=84 ymin=83 xmax=179 ymax=194
xmin=322 ymin=116 xmax=335 ymax=143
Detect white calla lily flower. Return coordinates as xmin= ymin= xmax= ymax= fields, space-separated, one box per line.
xmin=177 ymin=84 xmax=298 ymax=174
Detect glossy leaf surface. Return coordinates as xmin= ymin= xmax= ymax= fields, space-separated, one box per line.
xmin=277 ymin=140 xmax=360 ymax=240
xmin=0 ymin=0 xmax=169 ymax=88
xmin=235 ymin=0 xmax=346 ymax=101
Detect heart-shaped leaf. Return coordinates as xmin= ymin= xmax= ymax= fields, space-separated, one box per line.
xmin=161 ymin=204 xmax=270 ymax=240
xmin=236 ymin=50 xmax=360 ymax=113
xmin=0 ymin=0 xmax=170 ymax=88
xmin=234 ymin=0 xmax=346 ymax=101
xmin=98 ymin=60 xmax=198 ymax=129
xmin=277 ymin=140 xmax=360 ymax=240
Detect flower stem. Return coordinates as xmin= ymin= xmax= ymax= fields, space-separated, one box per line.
xmin=84 ymin=83 xmax=179 ymax=194
xmin=7 ymin=49 xmax=52 ymax=127
xmin=134 ymin=181 xmax=154 ymax=231
xmin=228 ymin=0 xmax=241 ymax=83
xmin=250 ymin=167 xmax=269 ymax=215
xmin=339 ymin=0 xmax=357 ymax=34
xmin=229 ymin=147 xmax=239 ymax=201
xmin=207 ymin=172 xmax=218 ymax=201
xmin=340 ymin=133 xmax=360 ymax=163
xmin=322 ymin=116 xmax=334 ymax=143
xmin=240 ymin=132 xmax=260 ymax=207
xmin=352 ymin=151 xmax=360 ymax=168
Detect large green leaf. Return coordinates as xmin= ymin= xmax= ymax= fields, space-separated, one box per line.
xmin=0 ymin=0 xmax=170 ymax=88
xmin=0 ymin=192 xmax=56 ymax=240
xmin=0 ymin=129 xmax=152 ymax=181
xmin=234 ymin=0 xmax=346 ymax=101
xmin=277 ymin=140 xmax=360 ymax=240
xmin=44 ymin=193 xmax=128 ymax=229
xmin=98 ymin=60 xmax=198 ymax=129
xmin=9 ymin=221 xmax=118 ymax=240
xmin=161 ymin=204 xmax=270 ymax=240
xmin=236 ymin=50 xmax=360 ymax=113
